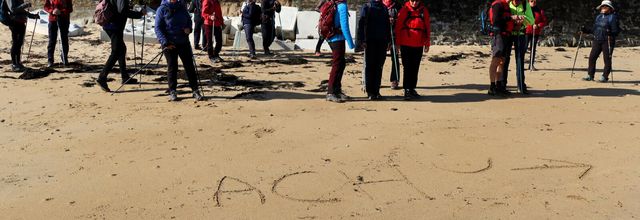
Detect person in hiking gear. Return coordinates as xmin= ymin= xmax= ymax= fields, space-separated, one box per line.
xmin=324 ymin=0 xmax=354 ymax=103
xmin=96 ymin=0 xmax=144 ymax=92
xmin=488 ymin=0 xmax=513 ymax=96
xmin=524 ymin=0 xmax=545 ymax=71
xmin=358 ymin=0 xmax=391 ymax=100
xmin=314 ymin=0 xmax=328 ymax=56
xmin=44 ymin=0 xmax=72 ymax=68
xmin=383 ymin=0 xmax=401 ymax=90
xmin=188 ymin=0 xmax=205 ymax=50
xmin=261 ymin=0 xmax=280 ymax=55
xmin=582 ymin=0 xmax=620 ymax=83
xmin=242 ymin=0 xmax=261 ymax=59
xmin=4 ymin=0 xmax=40 ymax=72
xmin=394 ymin=0 xmax=430 ymax=100
xmin=155 ymin=0 xmax=203 ymax=101
xmin=501 ymin=0 xmax=533 ymax=94
xmin=202 ymin=0 xmax=223 ymax=63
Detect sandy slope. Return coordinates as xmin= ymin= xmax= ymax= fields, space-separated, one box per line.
xmin=1 ymin=25 xmax=639 ymax=219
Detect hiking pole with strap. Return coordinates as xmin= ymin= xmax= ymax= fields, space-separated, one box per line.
xmin=140 ymin=9 xmax=146 ymax=88
xmin=570 ymin=32 xmax=583 ymax=78
xmin=389 ymin=23 xmax=400 ymax=84
xmin=131 ymin=18 xmax=138 ymax=67
xmin=189 ymin=46 xmax=204 ymax=93
xmin=530 ymin=25 xmax=535 ymax=70
xmin=26 ymin=18 xmax=38 ymax=63
xmin=58 ymin=21 xmax=67 ymax=66
xmin=608 ymin=35 xmax=614 ymax=86
xmin=111 ymin=50 xmax=165 ymax=94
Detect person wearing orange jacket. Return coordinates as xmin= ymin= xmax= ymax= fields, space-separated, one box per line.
xmin=44 ymin=0 xmax=72 ymax=67
xmin=525 ymin=0 xmax=546 ymax=71
xmin=201 ymin=0 xmax=223 ymax=63
xmin=394 ymin=0 xmax=430 ymax=100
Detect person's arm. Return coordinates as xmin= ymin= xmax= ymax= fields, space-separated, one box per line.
xmin=7 ymin=0 xmax=31 ymax=15
xmin=610 ymin=14 xmax=620 ymax=37
xmin=422 ymin=7 xmax=430 ymax=48
xmin=356 ymin=4 xmax=367 ymax=46
xmin=337 ymin=3 xmax=354 ymax=49
xmin=201 ymin=0 xmax=209 ymax=21
xmin=523 ymin=2 xmax=534 ymax=26
xmin=154 ymin=7 xmax=170 ymax=47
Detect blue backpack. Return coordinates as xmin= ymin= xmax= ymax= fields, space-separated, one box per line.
xmin=0 ymin=0 xmax=13 ymax=26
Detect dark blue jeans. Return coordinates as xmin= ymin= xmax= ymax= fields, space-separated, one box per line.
xmin=48 ymin=18 xmax=70 ymax=64
xmin=502 ymin=35 xmax=527 ymax=91
xmin=243 ymin=24 xmax=256 ymax=55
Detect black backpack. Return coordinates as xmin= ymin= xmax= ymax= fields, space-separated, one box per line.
xmin=0 ymin=0 xmax=13 ymax=26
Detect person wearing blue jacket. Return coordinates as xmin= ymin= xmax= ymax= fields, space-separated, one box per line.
xmin=242 ymin=0 xmax=261 ymax=59
xmin=357 ymin=0 xmax=390 ymax=100
xmin=155 ymin=0 xmax=204 ymax=102
xmin=582 ymin=0 xmax=620 ymax=83
xmin=325 ymin=0 xmax=355 ymax=103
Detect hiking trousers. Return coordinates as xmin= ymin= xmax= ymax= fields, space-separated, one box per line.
xmin=526 ymin=34 xmax=539 ymax=68
xmin=364 ymin=42 xmax=387 ymax=96
xmin=9 ymin=22 xmax=26 ymax=66
xmin=204 ymin=25 xmax=222 ymax=58
xmin=164 ymin=42 xmax=199 ymax=92
xmin=193 ymin=16 xmax=205 ymax=48
xmin=100 ymin=29 xmax=130 ymax=80
xmin=48 ymin=18 xmax=70 ymax=64
xmin=400 ymin=45 xmax=423 ymax=90
xmin=587 ymin=39 xmax=615 ymax=79
xmin=243 ymin=24 xmax=256 ymax=55
xmin=502 ymin=35 xmax=527 ymax=91
xmin=261 ymin=19 xmax=275 ymax=53
xmin=328 ymin=41 xmax=346 ymax=94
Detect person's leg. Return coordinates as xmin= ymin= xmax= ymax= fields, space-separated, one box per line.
xmin=373 ymin=43 xmax=387 ymax=95
xmin=389 ymin=48 xmax=400 ymax=83
xmin=261 ymin=20 xmax=274 ymax=54
xmin=532 ymin=35 xmax=539 ymax=68
xmin=204 ymin=24 xmax=214 ymax=59
xmin=401 ymin=46 xmax=417 ymax=91
xmin=213 ymin=26 xmax=223 ymax=58
xmin=515 ymin=35 xmax=527 ymax=92
xmin=164 ymin=48 xmax=179 ymax=92
xmin=244 ymin=24 xmax=256 ymax=56
xmin=587 ymin=40 xmax=602 ymax=79
xmin=194 ymin=18 xmax=203 ymax=48
xmin=178 ymin=44 xmax=200 ymax=91
xmin=602 ymin=40 xmax=614 ymax=80
xmin=9 ymin=23 xmax=27 ymax=67
xmin=47 ymin=21 xmax=59 ymax=65
xmin=60 ymin=19 xmax=70 ymax=64
xmin=526 ymin=34 xmax=532 ymax=69
xmin=315 ymin=36 xmax=325 ymax=54
xmin=114 ymin=31 xmax=130 ymax=80
xmin=327 ymin=41 xmax=346 ymax=94
xmin=501 ymin=35 xmax=514 ymax=86
xmin=99 ymin=30 xmax=120 ymax=81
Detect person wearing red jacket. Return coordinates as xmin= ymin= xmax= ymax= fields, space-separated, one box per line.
xmin=44 ymin=0 xmax=72 ymax=67
xmin=394 ymin=0 xmax=430 ymax=100
xmin=525 ymin=0 xmax=546 ymax=71
xmin=202 ymin=0 xmax=224 ymax=63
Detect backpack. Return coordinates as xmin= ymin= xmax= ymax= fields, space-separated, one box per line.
xmin=250 ymin=4 xmax=262 ymax=26
xmin=0 ymin=0 xmax=13 ymax=26
xmin=485 ymin=0 xmax=514 ymax=35
xmin=94 ymin=0 xmax=114 ymax=26
xmin=318 ymin=0 xmax=343 ymax=39
xmin=479 ymin=0 xmax=491 ymax=35
xmin=402 ymin=7 xmax=425 ymax=31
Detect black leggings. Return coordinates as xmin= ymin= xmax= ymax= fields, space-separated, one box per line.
xmin=100 ymin=29 xmax=130 ymax=80
xmin=261 ymin=19 xmax=275 ymax=52
xmin=587 ymin=40 xmax=615 ymax=79
xmin=48 ymin=18 xmax=70 ymax=64
xmin=193 ymin=17 xmax=205 ymax=47
xmin=164 ymin=43 xmax=199 ymax=91
xmin=9 ymin=22 xmax=26 ymax=66
xmin=364 ymin=42 xmax=387 ymax=95
xmin=400 ymin=46 xmax=423 ymax=90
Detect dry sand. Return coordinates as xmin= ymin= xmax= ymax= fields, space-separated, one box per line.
xmin=1 ymin=24 xmax=640 ymax=219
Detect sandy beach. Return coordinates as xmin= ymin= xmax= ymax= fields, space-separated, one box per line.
xmin=1 ymin=24 xmax=639 ymax=219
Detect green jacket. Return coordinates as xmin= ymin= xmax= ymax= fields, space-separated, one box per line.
xmin=509 ymin=0 xmax=534 ymax=36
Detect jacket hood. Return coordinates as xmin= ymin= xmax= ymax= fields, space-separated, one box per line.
xmin=161 ymin=0 xmax=184 ymax=9
xmin=404 ymin=1 xmax=424 ymax=11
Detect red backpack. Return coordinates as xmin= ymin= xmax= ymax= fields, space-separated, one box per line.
xmin=94 ymin=0 xmax=114 ymax=26
xmin=318 ymin=0 xmax=344 ymax=39
xmin=489 ymin=0 xmax=514 ymax=35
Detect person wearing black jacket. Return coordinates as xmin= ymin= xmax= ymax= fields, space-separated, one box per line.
xmin=96 ymin=0 xmax=145 ymax=92
xmin=260 ymin=0 xmax=280 ymax=55
xmin=188 ymin=0 xmax=206 ymax=50
xmin=582 ymin=0 xmax=620 ymax=83
xmin=242 ymin=0 xmax=261 ymax=59
xmin=358 ymin=0 xmax=391 ymax=100
xmin=5 ymin=0 xmax=40 ymax=72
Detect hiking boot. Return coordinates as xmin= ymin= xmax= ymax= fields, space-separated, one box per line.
xmin=264 ymin=50 xmax=272 ymax=56
xmin=47 ymin=62 xmax=55 ymax=68
xmin=368 ymin=94 xmax=385 ymax=101
xmin=122 ymin=77 xmax=138 ymax=84
xmin=518 ymin=88 xmax=530 ymax=95
xmin=193 ymin=90 xmax=204 ymax=101
xmin=11 ymin=64 xmax=25 ymax=72
xmin=248 ymin=54 xmax=257 ymax=59
xmin=597 ymin=76 xmax=609 ymax=83
xmin=488 ymin=85 xmax=497 ymax=96
xmin=336 ymin=92 xmax=351 ymax=101
xmin=194 ymin=45 xmax=202 ymax=50
xmin=96 ymin=78 xmax=111 ymax=92
xmin=390 ymin=81 xmax=399 ymax=90
xmin=404 ymin=89 xmax=420 ymax=100
xmin=326 ymin=94 xmax=344 ymax=103
xmin=215 ymin=56 xmax=225 ymax=62
xmin=169 ymin=90 xmax=179 ymax=102
xmin=582 ymin=75 xmax=594 ymax=81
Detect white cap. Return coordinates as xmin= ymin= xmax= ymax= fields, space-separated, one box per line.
xmin=597 ymin=0 xmax=615 ymax=10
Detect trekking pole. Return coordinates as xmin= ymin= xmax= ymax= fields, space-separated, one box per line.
xmin=362 ymin=49 xmax=366 ymax=92
xmin=530 ymin=25 xmax=535 ymax=71
xmin=112 ymin=50 xmax=165 ymax=94
xmin=131 ymin=18 xmax=138 ymax=67
xmin=189 ymin=46 xmax=204 ymax=93
xmin=140 ymin=9 xmax=146 ymax=88
xmin=26 ymin=18 xmax=38 ymax=63
xmin=58 ymin=21 xmax=67 ymax=66
xmin=389 ymin=24 xmax=400 ymax=83
xmin=608 ymin=35 xmax=614 ymax=86
xmin=570 ymin=32 xmax=583 ymax=78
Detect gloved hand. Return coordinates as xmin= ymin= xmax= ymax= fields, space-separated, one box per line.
xmin=28 ymin=13 xmax=40 ymax=19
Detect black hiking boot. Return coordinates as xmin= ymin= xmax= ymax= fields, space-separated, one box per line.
xmin=193 ymin=90 xmax=204 ymax=101
xmin=326 ymin=93 xmax=344 ymax=103
xmin=96 ymin=78 xmax=111 ymax=92
xmin=169 ymin=90 xmax=179 ymax=102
